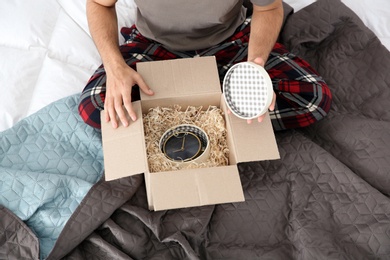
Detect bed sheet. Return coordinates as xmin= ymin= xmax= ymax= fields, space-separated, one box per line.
xmin=0 ymin=0 xmax=390 ymax=133
xmin=0 ymin=0 xmax=136 ymax=132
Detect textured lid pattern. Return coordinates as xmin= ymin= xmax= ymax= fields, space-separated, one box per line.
xmin=223 ymin=62 xmax=273 ymax=119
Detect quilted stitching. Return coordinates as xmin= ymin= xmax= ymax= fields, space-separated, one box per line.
xmin=47 ymin=176 xmax=144 ymax=260
xmin=0 ymin=206 xmax=39 ymax=259
xmin=281 ymin=0 xmax=390 ymax=195
xmin=0 ymin=94 xmax=104 ymax=259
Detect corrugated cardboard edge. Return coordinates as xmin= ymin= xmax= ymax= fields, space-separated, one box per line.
xmin=149 ymin=165 xmax=244 ymax=211
xmin=101 ymin=101 xmax=148 ymax=180
xmin=222 ymin=96 xmax=280 ymax=163
xmin=138 ymin=56 xmax=221 ymax=101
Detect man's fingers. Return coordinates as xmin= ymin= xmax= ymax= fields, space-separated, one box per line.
xmin=269 ymin=92 xmax=276 ymax=111
xmin=107 ymin=105 xmax=118 ymax=128
xmin=104 ymin=106 xmax=110 ymax=123
xmin=122 ymin=93 xmax=137 ymax=122
xmin=104 ymin=96 xmax=119 ymax=128
xmin=114 ymin=97 xmax=130 ymax=127
xmin=254 ymin=93 xmax=276 ymax=123
xmin=126 ymin=105 xmax=137 ymax=122
xmin=257 ymin=114 xmax=265 ymax=123
xmin=253 ymin=57 xmax=265 ymax=67
xmin=135 ymin=74 xmax=154 ymax=96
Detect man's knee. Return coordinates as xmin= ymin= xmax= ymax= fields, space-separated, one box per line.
xmin=78 ymin=99 xmax=102 ymax=129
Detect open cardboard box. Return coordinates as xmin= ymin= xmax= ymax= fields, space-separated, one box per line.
xmin=101 ymin=56 xmax=280 ymax=211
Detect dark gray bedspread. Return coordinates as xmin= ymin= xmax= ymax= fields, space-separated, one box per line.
xmin=2 ymin=0 xmax=389 ymax=259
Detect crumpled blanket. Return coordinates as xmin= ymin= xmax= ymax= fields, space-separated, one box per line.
xmin=281 ymin=0 xmax=390 ymax=196
xmin=1 ymin=0 xmax=390 ymax=259
xmin=0 ymin=94 xmax=104 ymax=259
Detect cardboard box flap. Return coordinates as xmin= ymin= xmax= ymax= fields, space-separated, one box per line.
xmin=149 ymin=166 xmax=245 ymax=211
xmin=137 ymin=56 xmax=221 ymax=101
xmin=101 ymin=101 xmax=148 ymax=180
xmin=100 ymin=56 xmax=280 ymax=211
xmin=225 ymin=103 xmax=280 ymax=163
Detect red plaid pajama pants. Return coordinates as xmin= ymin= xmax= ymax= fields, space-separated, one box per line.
xmin=79 ymin=18 xmax=332 ymax=131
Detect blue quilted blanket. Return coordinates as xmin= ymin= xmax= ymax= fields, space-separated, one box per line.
xmin=0 ymin=94 xmax=104 ymax=259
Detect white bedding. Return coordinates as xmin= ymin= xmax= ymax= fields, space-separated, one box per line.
xmin=1 ymin=0 xmax=389 ymax=132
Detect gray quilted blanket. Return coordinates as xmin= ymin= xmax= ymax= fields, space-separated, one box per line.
xmin=2 ymin=0 xmax=390 ymax=259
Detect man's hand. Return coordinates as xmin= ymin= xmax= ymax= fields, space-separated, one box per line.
xmin=244 ymin=0 xmax=282 ymax=124
xmin=86 ymin=0 xmax=154 ymax=128
xmin=246 ymin=57 xmax=276 ymax=124
xmin=104 ymin=64 xmax=154 ymax=128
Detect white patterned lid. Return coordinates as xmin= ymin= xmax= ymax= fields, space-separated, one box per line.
xmin=223 ymin=62 xmax=273 ymax=119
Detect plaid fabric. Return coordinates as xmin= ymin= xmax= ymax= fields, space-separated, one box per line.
xmin=79 ymin=18 xmax=332 ymax=130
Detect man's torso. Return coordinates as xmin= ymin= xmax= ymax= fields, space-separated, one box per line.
xmin=134 ymin=0 xmax=246 ymax=51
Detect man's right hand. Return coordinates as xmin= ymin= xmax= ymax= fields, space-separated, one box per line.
xmin=104 ymin=64 xmax=154 ymax=128
xmin=86 ymin=0 xmax=153 ymax=129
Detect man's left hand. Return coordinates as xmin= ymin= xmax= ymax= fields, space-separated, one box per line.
xmin=247 ymin=57 xmax=276 ymax=124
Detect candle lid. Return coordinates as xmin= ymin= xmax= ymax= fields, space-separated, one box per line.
xmin=223 ymin=62 xmax=273 ymax=120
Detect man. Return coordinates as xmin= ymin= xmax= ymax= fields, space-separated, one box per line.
xmin=79 ymin=0 xmax=332 ymax=130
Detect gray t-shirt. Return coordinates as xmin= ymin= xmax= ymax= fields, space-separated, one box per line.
xmin=134 ymin=0 xmax=275 ymax=51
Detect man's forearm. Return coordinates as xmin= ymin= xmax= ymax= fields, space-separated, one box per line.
xmin=86 ymin=0 xmax=126 ymax=74
xmin=248 ymin=0 xmax=284 ymax=64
